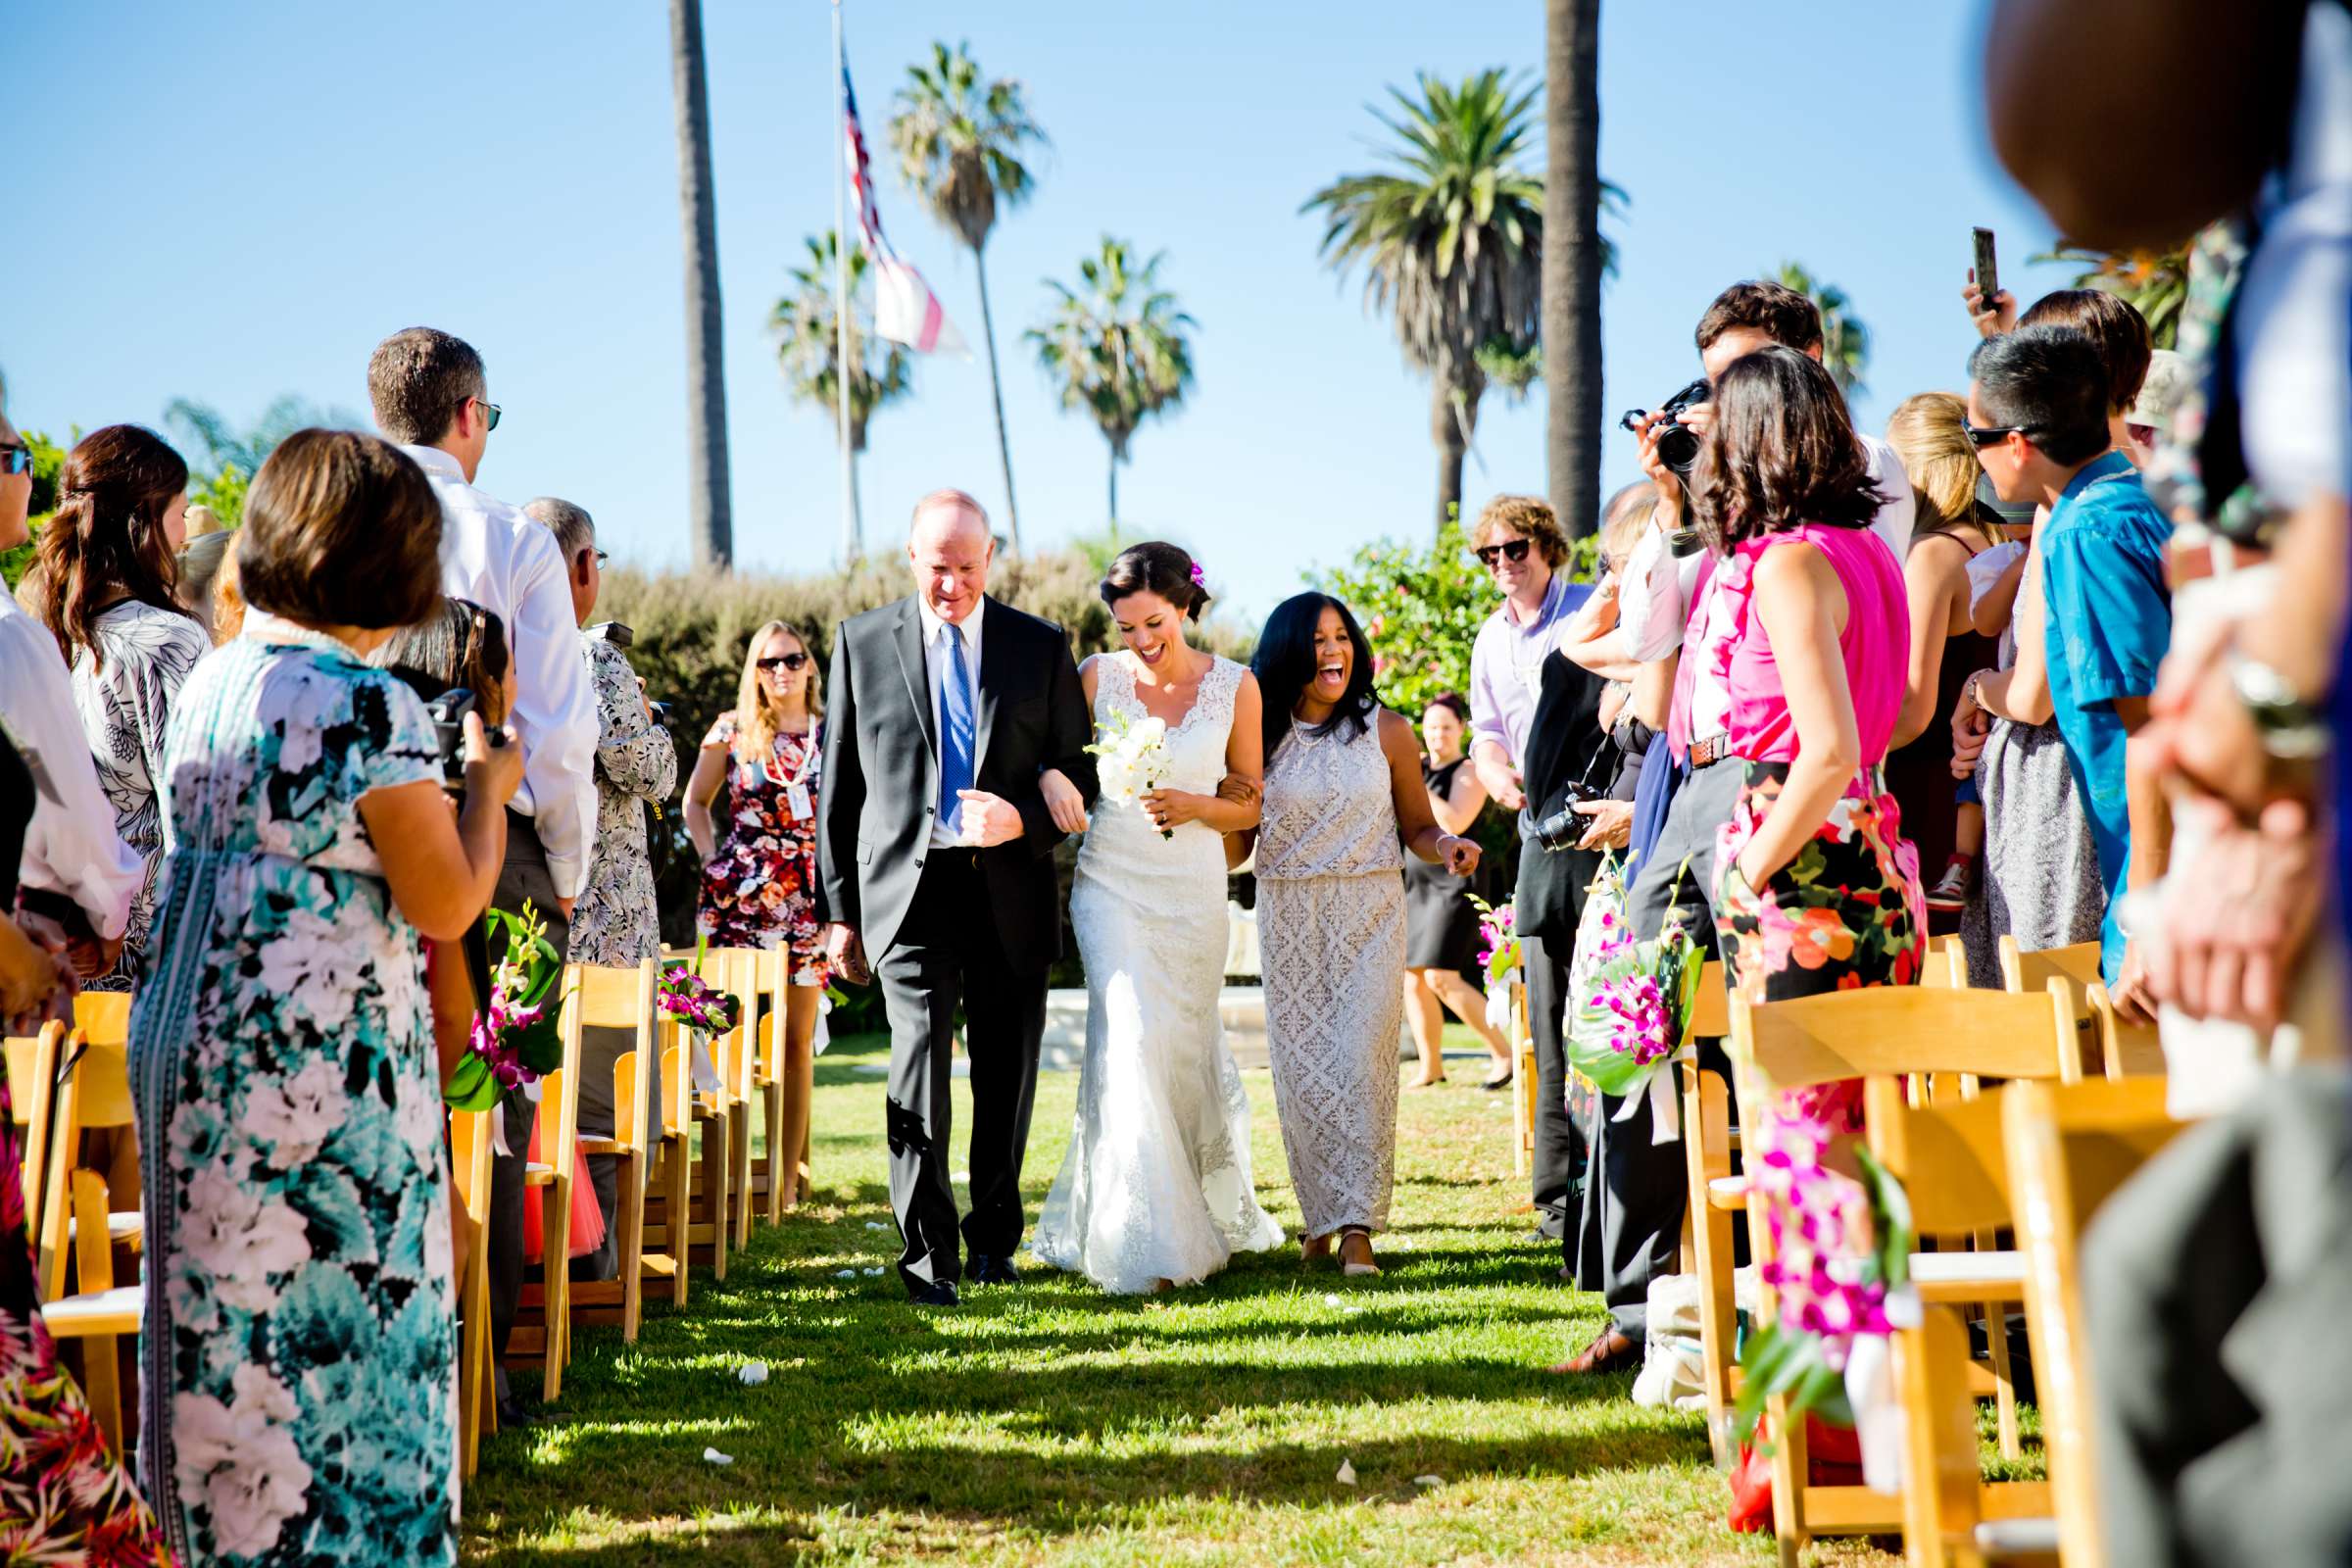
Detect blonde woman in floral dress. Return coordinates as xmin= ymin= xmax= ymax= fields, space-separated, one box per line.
xmin=685 ymin=620 xmax=827 ymax=1204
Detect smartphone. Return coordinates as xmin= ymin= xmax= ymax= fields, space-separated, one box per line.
xmin=1972 ymin=226 xmax=1999 ymax=304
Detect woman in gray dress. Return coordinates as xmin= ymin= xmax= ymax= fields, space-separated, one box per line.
xmin=1239 ymin=594 xmax=1481 ymax=1278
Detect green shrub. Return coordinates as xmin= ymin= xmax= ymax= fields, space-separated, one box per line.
xmin=0 ymin=429 xmax=69 ymax=592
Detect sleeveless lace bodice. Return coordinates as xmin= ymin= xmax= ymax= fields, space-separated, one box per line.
xmin=1075 ymin=653 xmax=1244 ymax=888
xmin=1035 ymin=650 xmax=1281 ymax=1294
xmin=1259 ymin=712 xmax=1405 ymax=879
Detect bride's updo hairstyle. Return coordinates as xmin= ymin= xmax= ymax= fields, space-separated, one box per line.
xmin=1099 ymin=541 xmax=1209 ymax=622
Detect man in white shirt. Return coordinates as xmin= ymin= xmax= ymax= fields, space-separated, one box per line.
xmin=0 ymin=402 xmax=140 ymax=971
xmin=368 ymin=327 xmax=597 ymax=1420
xmin=1555 ymin=280 xmax=1914 ymax=1377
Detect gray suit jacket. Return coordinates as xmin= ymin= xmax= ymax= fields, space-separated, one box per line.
xmin=814 ymin=595 xmax=1097 ymax=974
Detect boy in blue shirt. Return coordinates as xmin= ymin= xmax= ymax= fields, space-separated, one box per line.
xmin=1956 ymin=323 xmax=2171 ymax=1008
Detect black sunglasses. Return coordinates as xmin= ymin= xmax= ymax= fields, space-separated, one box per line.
xmin=1962 ymin=418 xmax=2037 ymax=448
xmin=1473 ymin=539 xmax=1533 ymax=567
xmin=474 ymin=398 xmax=503 ymax=432
xmin=0 ymin=444 xmax=30 ymax=476
xmin=758 ymin=653 xmax=809 ymax=672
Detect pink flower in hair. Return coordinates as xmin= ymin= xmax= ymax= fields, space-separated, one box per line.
xmin=1189 ymin=562 xmax=1206 ymax=588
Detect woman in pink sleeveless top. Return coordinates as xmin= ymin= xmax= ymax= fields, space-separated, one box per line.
xmin=1696 ymin=346 xmax=1927 ymax=1002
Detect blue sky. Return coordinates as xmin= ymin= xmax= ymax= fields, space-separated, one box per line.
xmin=8 ymin=1 xmax=2081 ymax=625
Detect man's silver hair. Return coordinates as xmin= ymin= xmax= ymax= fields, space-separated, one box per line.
xmin=523 ymin=496 xmax=596 ymax=561
xmin=908 ymin=487 xmax=990 ymax=537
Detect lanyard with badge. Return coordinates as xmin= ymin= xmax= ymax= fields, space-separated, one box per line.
xmin=760 ymin=726 xmax=819 ymax=823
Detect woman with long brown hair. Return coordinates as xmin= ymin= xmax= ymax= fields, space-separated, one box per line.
xmin=33 ymin=424 xmax=210 ymax=990
xmin=684 ymin=619 xmax=827 ymax=1207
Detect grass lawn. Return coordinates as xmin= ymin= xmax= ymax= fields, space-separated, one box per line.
xmin=463 ymin=1026 xmax=1899 ymax=1566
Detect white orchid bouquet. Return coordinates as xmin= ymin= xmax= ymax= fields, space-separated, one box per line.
xmin=1087 ymin=709 xmax=1174 ymax=838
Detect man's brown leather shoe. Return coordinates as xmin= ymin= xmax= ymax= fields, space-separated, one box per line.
xmin=1545 ymin=1325 xmax=1640 ymax=1375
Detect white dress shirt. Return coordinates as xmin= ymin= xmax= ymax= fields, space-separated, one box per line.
xmin=1616 ymin=431 xmax=1915 ymax=741
xmin=0 ymin=591 xmax=141 ymax=939
xmin=916 ymin=595 xmax=985 ymax=849
xmin=400 ymin=444 xmax=600 ymax=900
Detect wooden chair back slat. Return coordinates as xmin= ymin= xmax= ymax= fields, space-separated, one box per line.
xmin=2087 ymin=982 xmax=2166 ymax=1080
xmin=71 ymin=992 xmax=131 ymax=1046
xmin=1690 ymin=959 xmax=1729 ymax=1043
xmin=1997 ymin=935 xmax=2101 ymax=1000
xmin=1864 ymin=1078 xmax=2013 ymax=1239
xmin=1729 ymin=979 xmax=2084 ymax=1093
xmin=35 ymin=1030 xmax=87 ymax=1301
xmin=2002 ymin=1077 xmax=2184 ymax=1568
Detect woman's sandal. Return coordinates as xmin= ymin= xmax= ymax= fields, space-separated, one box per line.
xmin=1340 ymin=1227 xmax=1381 ymax=1277
xmin=1300 ymin=1232 xmax=1334 ymax=1266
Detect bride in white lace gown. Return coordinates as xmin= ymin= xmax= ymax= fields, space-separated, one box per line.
xmin=1032 ymin=546 xmax=1283 ymax=1295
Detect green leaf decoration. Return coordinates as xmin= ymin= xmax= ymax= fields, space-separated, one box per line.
xmin=443 ymin=1054 xmax=502 ymax=1111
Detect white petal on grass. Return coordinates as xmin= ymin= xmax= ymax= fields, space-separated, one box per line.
xmin=738 ymin=1361 xmax=770 ymax=1386
xmin=861 ymin=1267 xmax=885 ymax=1277
xmin=835 ymin=1268 xmax=857 ymax=1279
xmin=1322 ymin=1294 xmax=1342 ymax=1307
xmin=704 ymin=1447 xmax=735 ymax=1465
xmin=1414 ymin=1474 xmax=1443 ymax=1487
xmin=1336 ymin=1458 xmax=1357 ymax=1487
xmin=953 ymin=1171 xmax=971 ymax=1183
xmin=864 ymin=1221 xmax=888 ymax=1231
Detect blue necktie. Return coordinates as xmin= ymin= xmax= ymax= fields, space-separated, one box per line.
xmin=939 ymin=622 xmax=976 ymax=836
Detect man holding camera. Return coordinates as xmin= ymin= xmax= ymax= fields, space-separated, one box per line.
xmin=1464 ymin=495 xmax=1595 ymax=1248
xmin=370 ymin=327 xmax=599 ymax=1421
xmin=1554 ymin=280 xmax=1914 ymax=1375
xmin=526 ymin=497 xmax=678 ymax=1283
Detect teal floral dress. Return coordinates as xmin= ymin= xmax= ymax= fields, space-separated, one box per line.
xmin=129 ymin=625 xmax=456 ymax=1566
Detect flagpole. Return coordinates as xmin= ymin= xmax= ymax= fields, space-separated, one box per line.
xmin=832 ymin=0 xmax=858 ymax=564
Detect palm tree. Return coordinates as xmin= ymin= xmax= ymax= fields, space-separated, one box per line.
xmin=2038 ymin=243 xmax=2190 ymax=347
xmin=1026 ymin=238 xmax=1196 ymax=534
xmin=771 ymin=231 xmax=913 ymax=547
xmin=889 ymin=40 xmax=1046 ymax=551
xmin=1305 ymin=71 xmax=1557 ymax=536
xmin=164 ymin=395 xmax=360 ymax=477
xmin=1772 ymin=262 xmax=1870 ymax=398
xmin=670 ymin=0 xmax=733 ymax=569
xmin=1544 ymin=0 xmax=1606 ymax=539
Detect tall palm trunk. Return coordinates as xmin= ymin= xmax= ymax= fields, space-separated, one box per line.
xmin=971 ymin=244 xmax=1022 ymax=551
xmin=1544 ymin=0 xmax=1604 ymax=540
xmin=1107 ymin=450 xmax=1118 ymax=538
xmin=670 ymin=0 xmax=733 ymax=568
xmin=1432 ymin=377 xmax=1468 ymax=533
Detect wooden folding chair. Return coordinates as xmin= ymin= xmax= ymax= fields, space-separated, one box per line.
xmin=1864 ymin=1078 xmax=2062 ymax=1568
xmin=1675 ymin=959 xmax=1741 ymax=1461
xmin=2000 ymin=1077 xmax=2184 ymax=1568
xmin=6 ymin=1021 xmax=68 ymax=1223
xmin=567 ymin=957 xmax=672 ymax=1342
xmin=646 ymin=1020 xmax=696 ymax=1308
xmin=450 ymin=1105 xmax=497 ymax=1477
xmin=717 ymin=949 xmax=762 ymax=1250
xmin=2085 ymin=982 xmax=2165 ymax=1081
xmin=511 ymin=986 xmax=583 ymax=1402
xmin=749 ymin=945 xmax=815 ymax=1220
xmin=26 ymin=1027 xmax=144 ymax=1453
xmin=1723 ymin=980 xmax=2084 ymax=1561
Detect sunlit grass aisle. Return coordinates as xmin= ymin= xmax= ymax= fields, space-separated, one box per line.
xmin=461 ymin=1030 xmax=1872 ymax=1566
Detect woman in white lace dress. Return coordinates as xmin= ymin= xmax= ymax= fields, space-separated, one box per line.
xmin=1032 ymin=544 xmax=1283 ymax=1295
xmin=1241 ymin=594 xmax=1482 ymax=1278
xmin=30 ymin=425 xmax=209 ymax=992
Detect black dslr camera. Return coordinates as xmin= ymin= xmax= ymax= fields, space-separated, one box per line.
xmin=1619 ymin=376 xmax=1713 ymax=478
xmin=424 ymin=687 xmax=479 ymax=786
xmin=1521 ymin=779 xmax=1607 ymax=854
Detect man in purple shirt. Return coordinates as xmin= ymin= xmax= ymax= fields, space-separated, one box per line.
xmin=1465 ymin=495 xmax=1592 ymax=1246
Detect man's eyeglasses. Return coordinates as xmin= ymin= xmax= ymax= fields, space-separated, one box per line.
xmin=0 ymin=444 xmax=31 ymax=477
xmin=758 ymin=653 xmax=810 ymax=672
xmin=593 ymin=549 xmax=611 ymax=567
xmin=1473 ymin=539 xmax=1533 ymax=567
xmin=1962 ymin=419 xmax=2036 ymax=448
xmin=474 ymin=398 xmax=503 ymax=432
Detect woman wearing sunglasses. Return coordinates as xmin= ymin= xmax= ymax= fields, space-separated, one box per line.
xmin=685 ymin=620 xmax=828 ymax=1202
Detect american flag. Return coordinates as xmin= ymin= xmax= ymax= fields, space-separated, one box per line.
xmin=842 ymin=66 xmax=968 ymax=357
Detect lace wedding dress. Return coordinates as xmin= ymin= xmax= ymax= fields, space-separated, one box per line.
xmin=1032 ymin=653 xmax=1283 ymax=1293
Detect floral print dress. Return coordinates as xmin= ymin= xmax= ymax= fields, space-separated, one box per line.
xmin=695 ymin=713 xmax=826 ymax=983
xmin=128 ymin=625 xmax=456 ymax=1567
